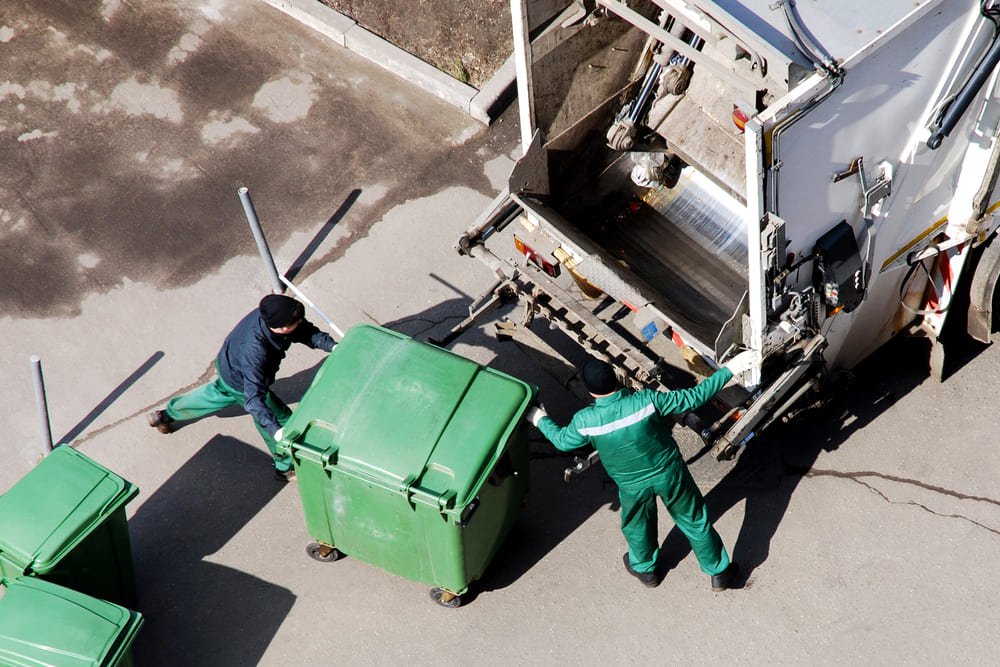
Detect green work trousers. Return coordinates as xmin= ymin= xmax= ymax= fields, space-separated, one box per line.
xmin=619 ymin=461 xmax=729 ymax=576
xmin=164 ymin=375 xmax=293 ymax=471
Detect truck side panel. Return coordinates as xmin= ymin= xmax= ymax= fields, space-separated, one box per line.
xmin=771 ymin=0 xmax=993 ymax=369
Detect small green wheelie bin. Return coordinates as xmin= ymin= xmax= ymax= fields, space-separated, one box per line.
xmin=0 ymin=446 xmax=139 ymax=608
xmin=277 ymin=324 xmax=535 ymax=607
xmin=0 ymin=576 xmax=143 ymax=667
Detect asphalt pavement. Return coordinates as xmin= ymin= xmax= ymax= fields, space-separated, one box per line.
xmin=1 ymin=1 xmax=998 ymax=665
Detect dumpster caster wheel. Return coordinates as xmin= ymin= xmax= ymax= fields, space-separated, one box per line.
xmin=306 ymin=542 xmax=342 ymax=562
xmin=429 ymin=587 xmax=462 ymax=608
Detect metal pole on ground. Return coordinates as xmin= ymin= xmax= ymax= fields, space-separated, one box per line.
xmin=238 ymin=186 xmax=285 ymax=294
xmin=30 ymin=355 xmax=54 ymax=454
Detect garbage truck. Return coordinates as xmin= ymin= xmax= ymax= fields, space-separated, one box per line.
xmin=454 ymin=0 xmax=1000 ymax=460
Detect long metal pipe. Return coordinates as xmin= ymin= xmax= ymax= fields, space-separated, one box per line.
xmin=239 ymin=186 xmax=285 ymax=294
xmin=30 ymin=355 xmax=54 ymax=454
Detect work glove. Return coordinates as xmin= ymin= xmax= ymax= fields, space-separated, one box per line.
xmin=525 ymin=406 xmax=548 ymax=427
xmin=723 ymin=350 xmax=756 ymax=376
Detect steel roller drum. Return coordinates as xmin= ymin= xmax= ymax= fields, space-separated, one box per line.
xmin=641 ymin=167 xmax=748 ymax=272
xmin=584 ymin=159 xmax=749 ymax=346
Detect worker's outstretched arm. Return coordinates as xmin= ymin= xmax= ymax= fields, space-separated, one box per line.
xmin=535 ymin=410 xmax=590 ymax=452
xmin=650 ymin=367 xmax=732 ymax=415
xmin=291 ymin=318 xmax=335 ymax=352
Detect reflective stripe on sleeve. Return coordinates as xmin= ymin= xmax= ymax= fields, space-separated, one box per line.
xmin=577 ymin=404 xmax=656 ymax=437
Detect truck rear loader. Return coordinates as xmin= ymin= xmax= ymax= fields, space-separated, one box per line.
xmin=455 ymin=0 xmax=1000 ymax=459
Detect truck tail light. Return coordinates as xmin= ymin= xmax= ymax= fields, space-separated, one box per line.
xmin=514 ymin=235 xmax=560 ymax=277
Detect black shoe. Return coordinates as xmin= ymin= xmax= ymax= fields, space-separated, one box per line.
xmin=148 ymin=410 xmax=174 ymax=434
xmin=711 ymin=562 xmax=740 ymax=592
xmin=623 ymin=553 xmax=660 ymax=588
xmin=273 ymin=465 xmax=296 ymax=482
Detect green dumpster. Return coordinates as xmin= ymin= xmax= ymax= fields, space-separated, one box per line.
xmin=0 ymin=576 xmax=142 ymax=667
xmin=277 ymin=324 xmax=535 ymax=607
xmin=0 ymin=446 xmax=139 ymax=607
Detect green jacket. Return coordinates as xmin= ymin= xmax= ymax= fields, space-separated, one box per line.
xmin=538 ymin=368 xmax=732 ymax=488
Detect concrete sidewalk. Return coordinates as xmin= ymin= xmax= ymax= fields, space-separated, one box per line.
xmin=261 ymin=0 xmax=516 ymax=124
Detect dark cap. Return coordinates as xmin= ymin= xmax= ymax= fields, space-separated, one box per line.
xmin=259 ymin=294 xmax=304 ymax=329
xmin=582 ymin=359 xmax=618 ymax=395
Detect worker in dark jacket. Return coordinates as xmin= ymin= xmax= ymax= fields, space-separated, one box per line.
xmin=149 ymin=294 xmax=336 ymax=480
xmin=527 ymin=353 xmax=753 ymax=590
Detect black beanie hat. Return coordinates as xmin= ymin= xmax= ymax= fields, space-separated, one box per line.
xmin=582 ymin=359 xmax=618 ymax=395
xmin=259 ymin=294 xmax=304 ymax=328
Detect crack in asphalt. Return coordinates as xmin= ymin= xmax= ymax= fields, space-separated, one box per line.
xmin=804 ymin=467 xmax=1000 ymax=536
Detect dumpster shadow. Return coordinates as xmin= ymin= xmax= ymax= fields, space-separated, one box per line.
xmin=129 ymin=435 xmax=294 ymax=667
xmin=656 ymin=334 xmax=937 ymax=586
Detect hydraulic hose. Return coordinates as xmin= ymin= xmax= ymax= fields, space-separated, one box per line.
xmin=927 ymin=32 xmax=1000 ymax=149
xmin=780 ymin=0 xmax=842 ymax=79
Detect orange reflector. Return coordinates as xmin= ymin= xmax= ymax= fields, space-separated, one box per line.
xmin=733 ymin=108 xmax=749 ymax=132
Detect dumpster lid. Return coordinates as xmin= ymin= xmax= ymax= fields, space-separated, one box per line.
xmin=0 ymin=577 xmax=143 ymax=667
xmin=283 ymin=324 xmax=534 ymax=511
xmin=0 ymin=446 xmax=138 ymax=575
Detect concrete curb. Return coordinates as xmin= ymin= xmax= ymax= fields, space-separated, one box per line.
xmin=261 ymin=0 xmax=515 ymax=124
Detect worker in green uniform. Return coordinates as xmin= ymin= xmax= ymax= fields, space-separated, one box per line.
xmin=527 ymin=352 xmax=754 ymax=590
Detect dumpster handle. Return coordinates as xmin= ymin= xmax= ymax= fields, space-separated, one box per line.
xmin=320 ymin=447 xmax=339 ymax=467
xmin=399 ymin=473 xmax=418 ymax=506
xmin=455 ymin=497 xmax=481 ymax=527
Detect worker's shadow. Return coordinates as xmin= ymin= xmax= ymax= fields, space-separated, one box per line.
xmin=128 ymin=435 xmax=294 ymax=667
xmin=657 ymin=334 xmax=951 ymax=586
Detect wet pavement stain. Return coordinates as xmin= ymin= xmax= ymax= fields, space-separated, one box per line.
xmin=1 ymin=0 xmax=499 ymax=319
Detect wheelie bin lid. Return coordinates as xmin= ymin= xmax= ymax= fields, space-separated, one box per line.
xmin=0 ymin=576 xmax=143 ymax=667
xmin=0 ymin=446 xmax=138 ymax=578
xmin=280 ymin=324 xmax=535 ymax=513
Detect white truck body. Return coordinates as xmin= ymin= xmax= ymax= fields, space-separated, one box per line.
xmin=458 ymin=0 xmax=1000 ymax=457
